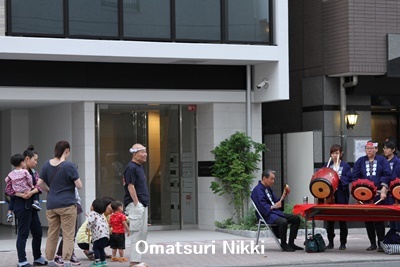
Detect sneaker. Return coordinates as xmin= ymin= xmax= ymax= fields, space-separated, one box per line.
xmin=54 ymin=255 xmax=64 ymax=266
xmin=32 ymin=200 xmax=42 ymax=210
xmin=33 ymin=257 xmax=48 ymax=266
xmin=7 ymin=212 xmax=13 ymax=223
xmin=70 ymin=253 xmax=81 ymax=266
xmin=17 ymin=261 xmax=32 ymax=267
xmin=100 ymin=261 xmax=107 ymax=266
xmin=47 ymin=260 xmax=63 ymax=267
xmin=89 ymin=261 xmax=102 ymax=267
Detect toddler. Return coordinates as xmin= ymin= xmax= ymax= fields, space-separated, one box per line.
xmin=87 ymin=199 xmax=110 ymax=267
xmin=5 ymin=154 xmax=41 ymax=222
xmin=109 ymin=200 xmax=130 ymax=262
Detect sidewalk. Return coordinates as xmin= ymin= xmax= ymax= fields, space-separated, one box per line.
xmin=1 ymin=228 xmax=399 ymax=267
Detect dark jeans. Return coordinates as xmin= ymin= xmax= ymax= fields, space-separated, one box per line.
xmin=274 ymin=213 xmax=300 ymax=243
xmin=13 ymin=197 xmax=43 ymax=263
xmin=365 ymin=221 xmax=385 ymax=247
xmin=93 ymin=237 xmax=109 ymax=261
xmin=326 ymin=220 xmax=348 ymax=244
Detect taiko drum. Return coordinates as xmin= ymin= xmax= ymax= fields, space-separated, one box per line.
xmin=309 ymin=167 xmax=339 ymax=199
xmin=351 ymin=179 xmax=377 ymax=202
xmin=390 ymin=177 xmax=400 ymax=201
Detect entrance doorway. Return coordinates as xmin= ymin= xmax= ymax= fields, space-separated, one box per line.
xmin=96 ymin=104 xmax=197 ymax=229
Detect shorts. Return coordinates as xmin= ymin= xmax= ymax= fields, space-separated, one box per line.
xmin=110 ymin=233 xmax=125 ymax=249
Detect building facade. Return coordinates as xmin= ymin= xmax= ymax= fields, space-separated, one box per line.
xmin=264 ymin=0 xmax=400 ymax=172
xmin=0 ymin=0 xmax=289 ymax=230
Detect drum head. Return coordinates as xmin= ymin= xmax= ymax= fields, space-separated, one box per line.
xmin=392 ymin=185 xmax=400 ymax=201
xmin=353 ymin=186 xmax=374 ymax=201
xmin=310 ymin=179 xmax=332 ymax=199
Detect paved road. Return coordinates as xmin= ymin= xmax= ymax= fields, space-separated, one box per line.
xmin=1 ymin=227 xmax=399 ymax=266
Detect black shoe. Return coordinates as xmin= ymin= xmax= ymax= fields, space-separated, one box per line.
xmin=366 ymin=245 xmax=377 ymax=251
xmin=377 ymin=247 xmax=384 ymax=252
xmin=325 ymin=243 xmax=334 ymax=249
xmin=289 ymin=243 xmax=304 ymax=250
xmin=338 ymin=244 xmax=346 ymax=250
xmin=281 ymin=243 xmax=295 ymax=252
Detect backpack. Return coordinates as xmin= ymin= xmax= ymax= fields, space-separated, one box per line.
xmin=305 ymin=233 xmax=326 ymax=253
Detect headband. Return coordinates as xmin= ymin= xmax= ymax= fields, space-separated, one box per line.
xmin=366 ymin=141 xmax=378 ymax=147
xmin=129 ymin=147 xmax=146 ymax=153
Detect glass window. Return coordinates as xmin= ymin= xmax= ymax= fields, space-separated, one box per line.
xmin=175 ymin=0 xmax=220 ymax=41
xmin=226 ymin=0 xmax=270 ymax=43
xmin=123 ymin=0 xmax=170 ymax=39
xmin=69 ymin=0 xmax=118 ymax=37
xmin=10 ymin=0 xmax=63 ymax=34
xmin=96 ymin=104 xmax=197 ymax=228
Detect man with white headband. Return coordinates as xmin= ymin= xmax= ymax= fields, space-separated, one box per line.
xmin=352 ymin=140 xmax=392 ymax=252
xmin=123 ymin=144 xmax=149 ymax=267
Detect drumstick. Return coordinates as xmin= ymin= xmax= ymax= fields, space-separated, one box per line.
xmin=358 ymin=201 xmax=364 ymax=204
xmin=280 ymin=184 xmax=289 ymax=202
xmin=327 ymin=157 xmax=332 ymax=168
xmin=374 ymin=198 xmax=383 ymax=205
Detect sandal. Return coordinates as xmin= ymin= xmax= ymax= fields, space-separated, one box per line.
xmin=133 ymin=263 xmax=148 ymax=267
xmin=111 ymin=257 xmax=120 ymax=262
xmin=118 ymin=257 xmax=128 ymax=262
xmin=84 ymin=250 xmax=95 ymax=260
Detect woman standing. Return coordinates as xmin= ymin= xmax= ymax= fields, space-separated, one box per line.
xmin=383 ymin=140 xmax=400 ymax=232
xmin=352 ymin=140 xmax=392 ymax=252
xmin=5 ymin=145 xmax=47 ymax=267
xmin=38 ymin=140 xmax=82 ymax=267
xmin=324 ymin=144 xmax=351 ymax=250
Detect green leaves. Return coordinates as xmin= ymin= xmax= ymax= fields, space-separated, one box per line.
xmin=210 ymin=131 xmax=266 ymax=224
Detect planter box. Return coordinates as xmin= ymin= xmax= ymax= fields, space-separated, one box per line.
xmin=216 ymin=227 xmax=326 ymax=239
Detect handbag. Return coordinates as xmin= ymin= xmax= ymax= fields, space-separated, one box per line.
xmin=306 ymin=233 xmax=326 ymax=253
xmin=76 ymin=203 xmax=83 ymax=214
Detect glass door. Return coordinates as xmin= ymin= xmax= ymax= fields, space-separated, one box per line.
xmin=96 ymin=104 xmax=197 ymax=229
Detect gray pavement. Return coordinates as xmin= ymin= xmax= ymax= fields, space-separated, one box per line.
xmin=1 ymin=228 xmax=400 ymax=267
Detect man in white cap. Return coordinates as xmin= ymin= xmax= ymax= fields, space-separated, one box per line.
xmin=124 ymin=144 xmax=149 ymax=267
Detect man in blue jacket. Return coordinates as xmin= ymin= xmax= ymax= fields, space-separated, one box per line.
xmin=251 ymin=169 xmax=303 ymax=252
xmin=352 ymin=140 xmax=392 ymax=252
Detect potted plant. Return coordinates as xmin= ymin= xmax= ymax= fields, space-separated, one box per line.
xmin=210 ymin=131 xmax=266 ymax=224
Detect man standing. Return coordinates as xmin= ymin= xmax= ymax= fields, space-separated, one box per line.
xmin=251 ymin=169 xmax=303 ymax=252
xmin=124 ymin=144 xmax=149 ymax=267
xmin=352 ymin=140 xmax=391 ymax=252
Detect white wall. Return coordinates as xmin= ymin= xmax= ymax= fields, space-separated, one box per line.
xmin=0 ymin=110 xmax=30 ymax=223
xmin=71 ymin=102 xmax=96 ymax=223
xmin=197 ymin=102 xmax=263 ymax=230
xmin=286 ymin=131 xmax=315 ymax=205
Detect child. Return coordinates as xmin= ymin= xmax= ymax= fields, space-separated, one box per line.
xmin=109 ymin=200 xmax=130 ymax=262
xmin=87 ymin=199 xmax=110 ymax=267
xmin=4 ymin=154 xmax=41 ymax=222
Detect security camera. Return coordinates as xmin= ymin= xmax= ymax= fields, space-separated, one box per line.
xmin=256 ymin=79 xmax=269 ymax=89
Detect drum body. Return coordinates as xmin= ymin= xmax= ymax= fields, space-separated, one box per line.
xmin=351 ymin=179 xmax=377 ymax=202
xmin=390 ymin=177 xmax=400 ymax=201
xmin=309 ymin=167 xmax=339 ymax=199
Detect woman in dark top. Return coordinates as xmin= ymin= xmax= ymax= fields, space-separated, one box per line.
xmin=38 ymin=140 xmax=82 ymax=267
xmin=5 ymin=146 xmax=47 ymax=267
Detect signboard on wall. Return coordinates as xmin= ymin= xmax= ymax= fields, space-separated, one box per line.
xmin=354 ymin=139 xmax=370 ymax=161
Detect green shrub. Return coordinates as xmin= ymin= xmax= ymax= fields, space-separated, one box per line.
xmin=211 ymin=132 xmax=266 ymax=224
